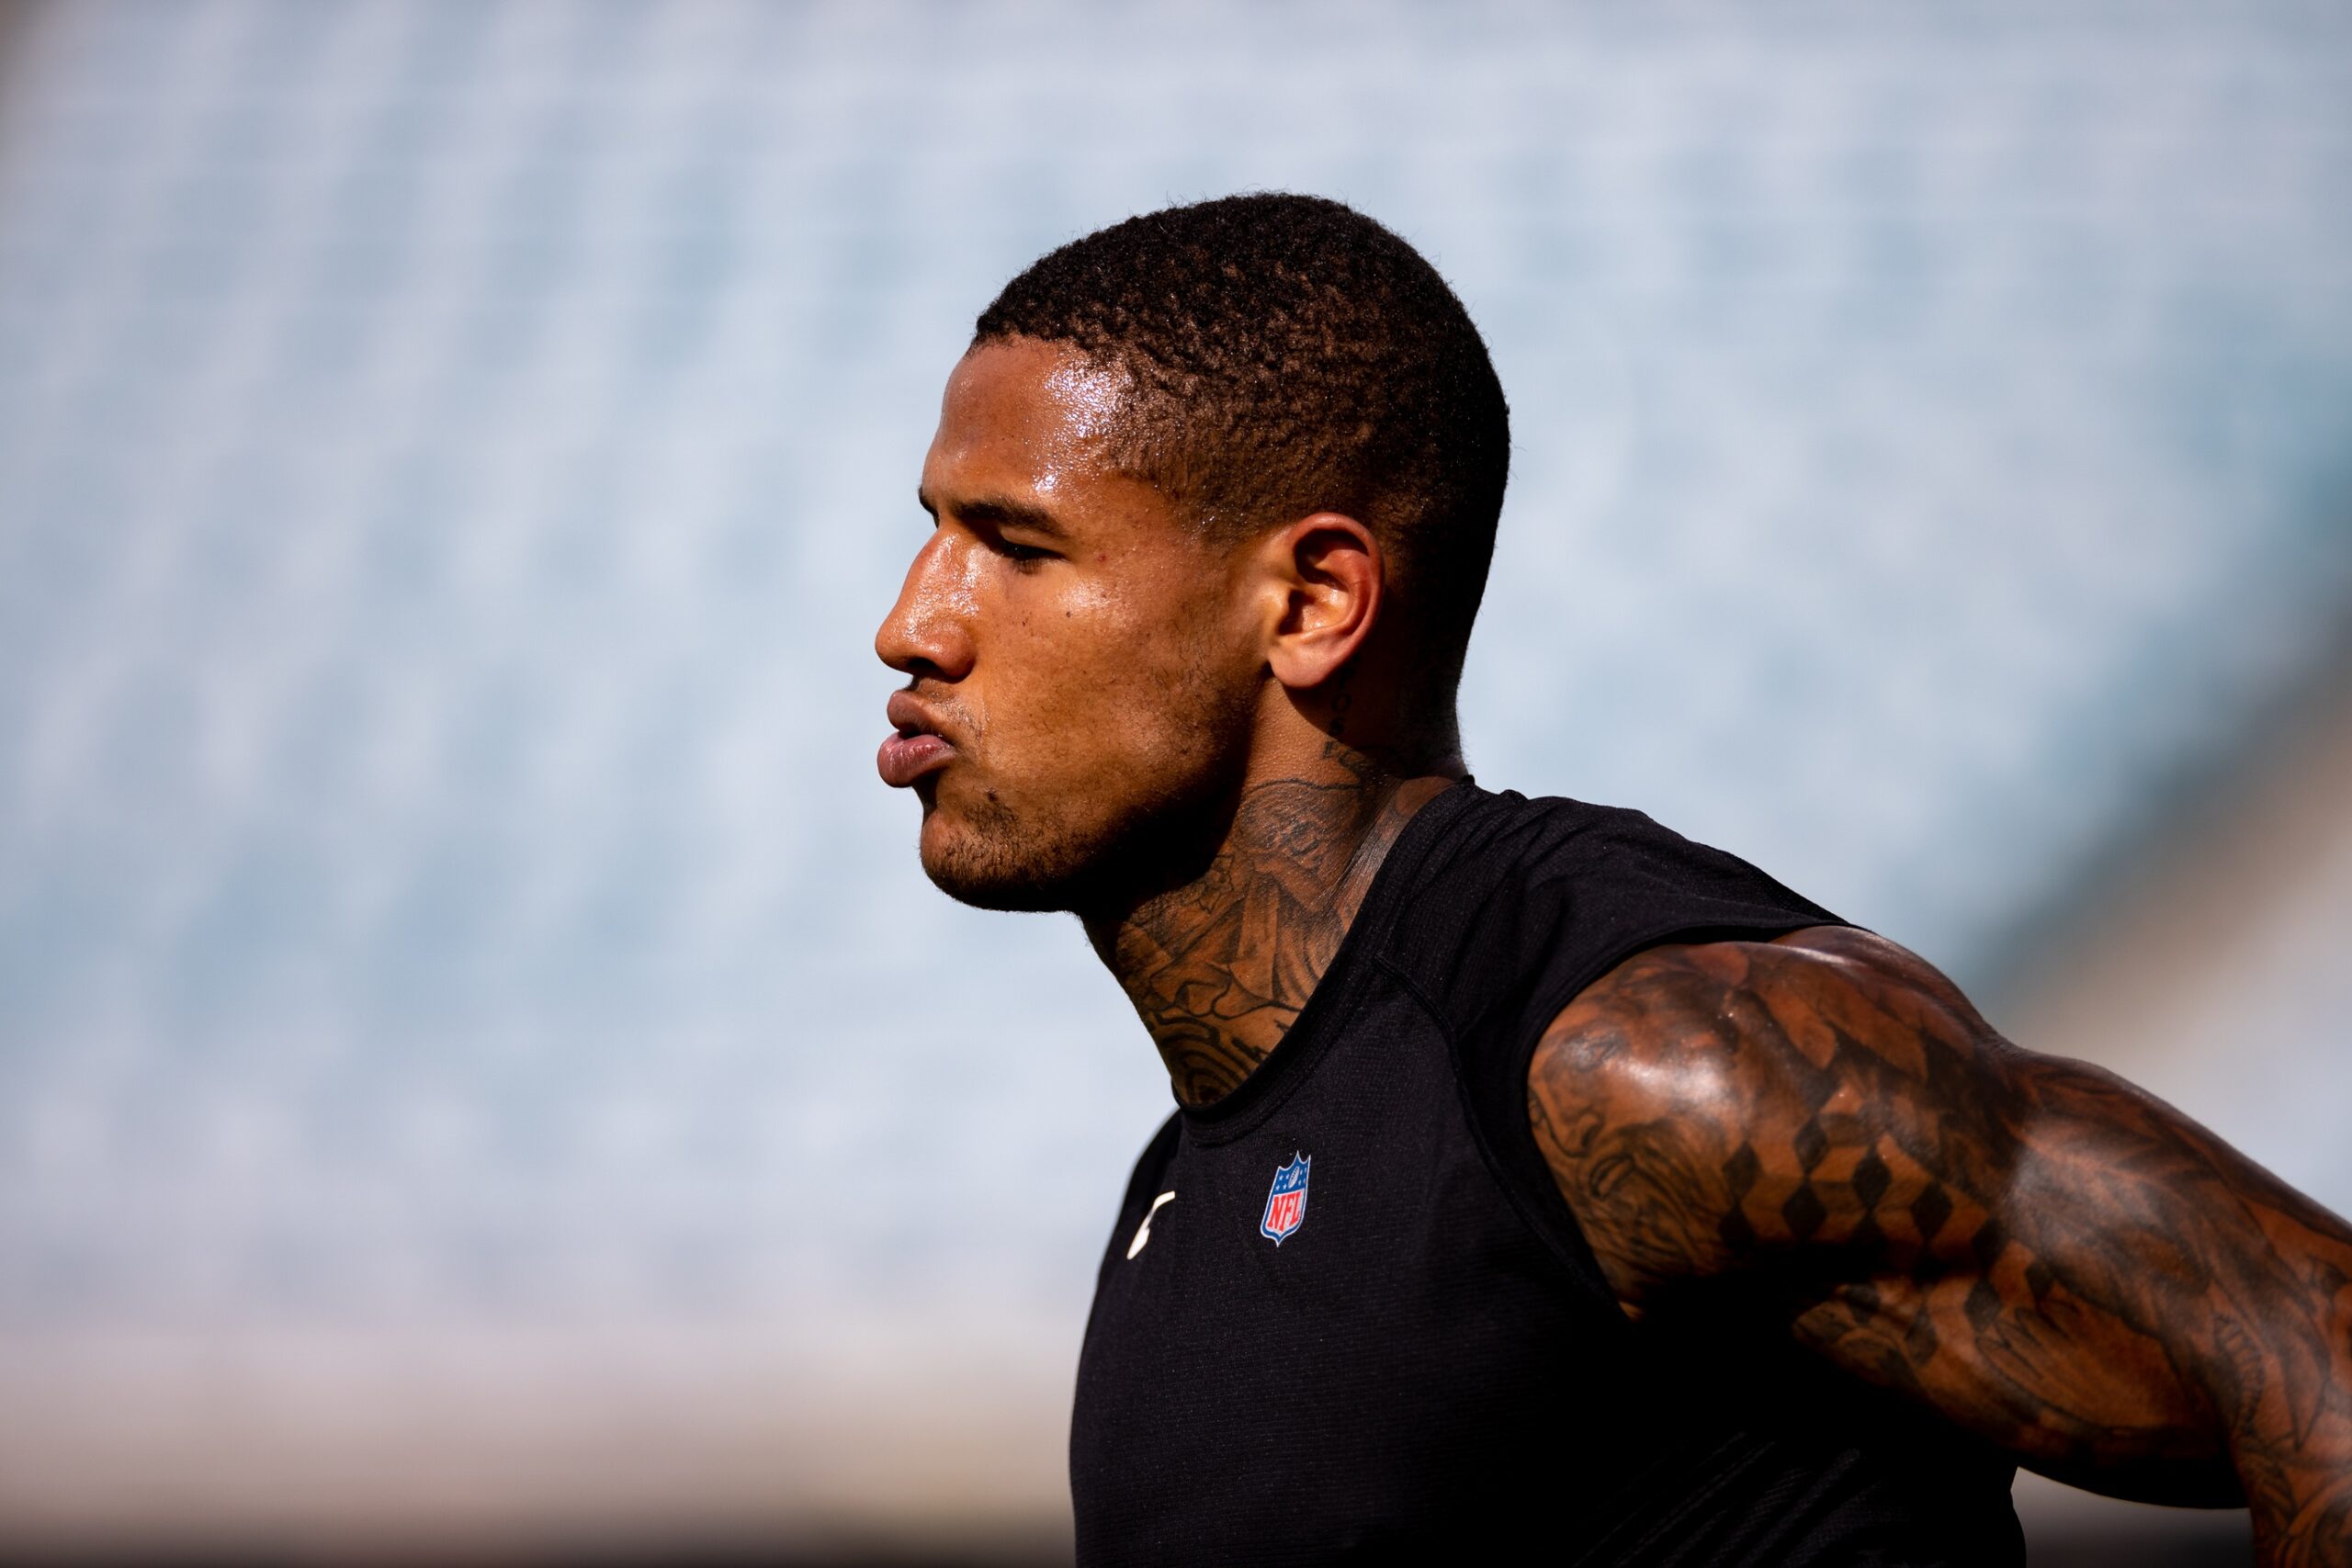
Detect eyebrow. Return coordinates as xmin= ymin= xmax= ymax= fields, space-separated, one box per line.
xmin=916 ymin=488 xmax=1073 ymax=540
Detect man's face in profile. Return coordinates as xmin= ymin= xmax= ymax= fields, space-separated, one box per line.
xmin=875 ymin=337 xmax=1257 ymax=911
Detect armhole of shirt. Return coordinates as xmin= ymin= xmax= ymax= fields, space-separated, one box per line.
xmin=1390 ymin=917 xmax=1842 ymax=1316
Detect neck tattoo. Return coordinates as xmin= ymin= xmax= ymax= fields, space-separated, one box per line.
xmin=1092 ymin=744 xmax=1453 ymax=1107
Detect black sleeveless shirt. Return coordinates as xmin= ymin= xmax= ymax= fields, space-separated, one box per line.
xmin=1069 ymin=783 xmax=2025 ymax=1565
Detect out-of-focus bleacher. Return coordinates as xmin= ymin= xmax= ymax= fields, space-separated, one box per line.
xmin=0 ymin=2 xmax=2346 ymax=1560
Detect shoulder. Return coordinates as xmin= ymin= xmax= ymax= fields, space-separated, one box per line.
xmin=1536 ymin=925 xmax=1991 ymax=1075
xmin=1419 ymin=785 xmax=1807 ymax=897
xmin=1526 ymin=927 xmax=2022 ymax=1310
xmin=1383 ymin=785 xmax=1841 ymax=1039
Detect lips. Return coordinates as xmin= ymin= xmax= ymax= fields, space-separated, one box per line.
xmin=878 ymin=729 xmax=953 ymax=787
xmin=878 ymin=691 xmax=958 ymax=788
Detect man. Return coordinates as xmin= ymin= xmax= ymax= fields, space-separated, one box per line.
xmin=873 ymin=194 xmax=2352 ymax=1564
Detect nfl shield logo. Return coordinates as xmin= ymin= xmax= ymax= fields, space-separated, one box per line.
xmin=1260 ymin=1153 xmax=1311 ymax=1246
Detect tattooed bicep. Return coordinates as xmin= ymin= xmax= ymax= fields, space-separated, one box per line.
xmin=1532 ymin=929 xmax=2352 ymax=1520
xmin=1525 ymin=927 xmax=2022 ymax=1315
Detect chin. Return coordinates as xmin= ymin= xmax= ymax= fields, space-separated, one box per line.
xmin=918 ymin=815 xmax=1097 ymax=913
xmin=915 ymin=779 xmax=1224 ymax=916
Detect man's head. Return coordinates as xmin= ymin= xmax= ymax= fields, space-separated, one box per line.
xmin=876 ymin=194 xmax=1508 ymax=912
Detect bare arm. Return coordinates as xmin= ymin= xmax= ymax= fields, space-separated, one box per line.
xmin=1526 ymin=926 xmax=2352 ymax=1565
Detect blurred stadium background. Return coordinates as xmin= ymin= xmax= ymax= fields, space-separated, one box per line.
xmin=1 ymin=1 xmax=2347 ymax=1562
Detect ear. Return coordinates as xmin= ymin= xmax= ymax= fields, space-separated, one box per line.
xmin=1256 ymin=512 xmax=1383 ymax=693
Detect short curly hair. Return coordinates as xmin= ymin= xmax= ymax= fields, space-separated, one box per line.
xmin=974 ymin=193 xmax=1510 ymax=710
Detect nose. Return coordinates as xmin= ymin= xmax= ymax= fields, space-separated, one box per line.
xmin=876 ymin=530 xmax=976 ymax=682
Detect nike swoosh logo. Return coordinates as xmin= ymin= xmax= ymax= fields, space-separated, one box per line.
xmin=1126 ymin=1191 xmax=1176 ymax=1259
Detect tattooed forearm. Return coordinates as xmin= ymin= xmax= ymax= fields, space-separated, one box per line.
xmin=1528 ymin=929 xmax=2352 ymax=1565
xmin=1090 ymin=742 xmax=1445 ymax=1105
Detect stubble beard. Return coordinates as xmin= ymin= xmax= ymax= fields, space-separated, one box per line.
xmin=916 ymin=680 xmax=1254 ymax=919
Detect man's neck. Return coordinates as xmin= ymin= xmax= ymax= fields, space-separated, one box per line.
xmin=1084 ymin=741 xmax=1459 ymax=1107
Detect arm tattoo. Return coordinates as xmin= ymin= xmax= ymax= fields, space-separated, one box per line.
xmin=1528 ymin=928 xmax=2352 ymax=1563
xmin=1097 ymin=742 xmax=1443 ymax=1106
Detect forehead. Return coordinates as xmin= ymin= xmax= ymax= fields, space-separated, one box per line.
xmin=922 ymin=338 xmax=1136 ymax=506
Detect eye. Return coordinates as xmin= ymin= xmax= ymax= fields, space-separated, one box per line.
xmin=994 ymin=537 xmax=1057 ymax=567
